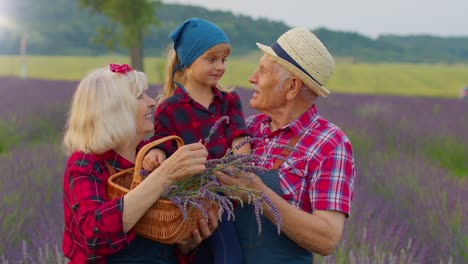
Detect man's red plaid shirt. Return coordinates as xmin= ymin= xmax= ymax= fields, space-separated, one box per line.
xmin=246 ymin=104 xmax=356 ymax=216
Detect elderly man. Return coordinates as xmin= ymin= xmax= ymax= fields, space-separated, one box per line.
xmin=217 ymin=28 xmax=356 ymax=263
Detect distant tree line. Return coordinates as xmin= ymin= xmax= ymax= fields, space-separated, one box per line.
xmin=1 ymin=0 xmax=468 ymax=63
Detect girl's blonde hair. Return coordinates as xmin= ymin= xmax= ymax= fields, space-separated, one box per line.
xmin=158 ymin=43 xmax=232 ymax=104
xmin=63 ymin=66 xmax=148 ymax=155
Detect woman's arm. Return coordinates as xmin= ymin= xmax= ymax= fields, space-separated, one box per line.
xmin=122 ymin=142 xmax=208 ymax=231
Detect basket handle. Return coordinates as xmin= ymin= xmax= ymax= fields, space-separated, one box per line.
xmin=132 ymin=135 xmax=184 ymax=188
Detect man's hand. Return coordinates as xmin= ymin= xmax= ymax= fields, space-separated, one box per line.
xmin=215 ymin=171 xmax=265 ymax=201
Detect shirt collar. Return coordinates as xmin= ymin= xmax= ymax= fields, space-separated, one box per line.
xmin=288 ymin=104 xmax=319 ymax=136
xmin=260 ymin=104 xmax=319 ymax=137
xmin=101 ymin=149 xmax=134 ymax=172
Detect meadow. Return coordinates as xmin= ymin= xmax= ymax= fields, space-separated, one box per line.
xmin=0 ymin=56 xmax=467 ymax=263
xmin=1 ymin=55 xmax=468 ymax=98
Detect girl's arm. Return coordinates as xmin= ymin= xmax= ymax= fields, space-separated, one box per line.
xmin=232 ymin=136 xmax=251 ymax=155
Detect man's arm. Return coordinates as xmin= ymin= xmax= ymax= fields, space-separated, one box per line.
xmin=217 ymin=172 xmax=345 ymax=255
xmin=260 ymin=184 xmax=345 ymax=255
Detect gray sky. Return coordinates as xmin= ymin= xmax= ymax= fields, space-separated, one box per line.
xmin=163 ymin=0 xmax=468 ymax=38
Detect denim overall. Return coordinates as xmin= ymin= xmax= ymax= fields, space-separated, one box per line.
xmin=193 ymin=213 xmax=243 ymax=264
xmin=106 ymin=235 xmax=177 ymax=263
xmin=234 ymin=133 xmax=313 ymax=264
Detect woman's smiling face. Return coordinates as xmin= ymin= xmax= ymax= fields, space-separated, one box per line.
xmin=135 ymin=92 xmax=156 ymax=138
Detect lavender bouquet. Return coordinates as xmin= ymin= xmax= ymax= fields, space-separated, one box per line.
xmin=144 ymin=116 xmax=284 ymax=235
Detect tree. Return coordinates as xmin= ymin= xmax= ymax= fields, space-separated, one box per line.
xmin=78 ymin=0 xmax=160 ymax=71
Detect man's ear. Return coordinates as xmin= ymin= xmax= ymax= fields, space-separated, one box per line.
xmin=285 ymin=77 xmax=303 ymax=100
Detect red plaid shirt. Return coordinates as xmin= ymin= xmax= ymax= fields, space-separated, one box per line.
xmin=246 ymin=104 xmax=356 ymax=216
xmin=149 ymin=86 xmax=250 ymax=159
xmin=62 ymin=149 xmax=136 ymax=263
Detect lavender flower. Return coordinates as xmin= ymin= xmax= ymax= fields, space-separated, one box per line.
xmin=234 ymin=136 xmax=252 ymax=150
xmin=162 ymin=184 xmax=180 ymax=197
xmin=260 ymin=192 xmax=282 ymax=235
xmin=170 ymin=197 xmax=188 ymax=221
xmin=204 ymin=115 xmax=229 ymax=145
xmin=139 ymin=169 xmax=149 ymax=177
xmin=188 ymin=200 xmax=209 ymax=222
xmin=253 ymin=199 xmax=263 ymax=235
xmin=152 ymin=116 xmax=288 ymax=235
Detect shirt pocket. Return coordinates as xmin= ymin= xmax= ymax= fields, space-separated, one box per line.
xmin=279 ymin=156 xmax=308 ymax=204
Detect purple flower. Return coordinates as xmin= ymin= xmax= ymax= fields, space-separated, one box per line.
xmin=253 ymin=199 xmax=263 ymax=235
xmin=261 ymin=192 xmax=282 ymax=235
xmin=150 ymin=117 xmax=285 ymax=237
xmin=170 ymin=197 xmax=188 ymax=221
xmin=204 ymin=116 xmax=229 ymax=145
xmin=139 ymin=169 xmax=149 ymax=177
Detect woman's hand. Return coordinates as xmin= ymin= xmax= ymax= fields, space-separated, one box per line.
xmin=152 ymin=142 xmax=208 ymax=185
xmin=176 ymin=209 xmax=219 ymax=254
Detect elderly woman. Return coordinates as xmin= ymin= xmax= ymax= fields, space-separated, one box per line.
xmin=62 ymin=64 xmax=217 ymax=264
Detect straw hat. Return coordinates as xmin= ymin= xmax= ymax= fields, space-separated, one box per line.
xmin=256 ymin=27 xmax=335 ymax=97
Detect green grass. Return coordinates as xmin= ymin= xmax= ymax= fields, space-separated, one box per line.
xmin=0 ymin=120 xmax=19 ymax=154
xmin=0 ymin=118 xmax=63 ymax=154
xmin=423 ymin=138 xmax=468 ymax=178
xmin=1 ymin=55 xmax=467 ymax=97
xmin=0 ymin=55 xmax=165 ymax=83
xmin=328 ymin=63 xmax=468 ymax=97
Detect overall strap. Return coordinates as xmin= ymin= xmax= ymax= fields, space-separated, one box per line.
xmin=272 ymin=133 xmax=304 ymax=170
xmin=104 ymin=161 xmax=116 ymax=176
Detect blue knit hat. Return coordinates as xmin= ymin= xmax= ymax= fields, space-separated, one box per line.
xmin=170 ymin=18 xmax=230 ymax=70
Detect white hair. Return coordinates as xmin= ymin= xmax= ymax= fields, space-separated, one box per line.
xmin=63 ymin=66 xmax=148 ymax=155
xmin=272 ymin=60 xmax=318 ymax=101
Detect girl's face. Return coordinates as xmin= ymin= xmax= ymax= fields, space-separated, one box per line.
xmin=187 ymin=44 xmax=230 ymax=88
xmin=135 ymin=92 xmax=156 ymax=138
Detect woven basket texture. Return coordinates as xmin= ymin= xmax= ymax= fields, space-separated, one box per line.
xmin=107 ymin=135 xmax=218 ymax=244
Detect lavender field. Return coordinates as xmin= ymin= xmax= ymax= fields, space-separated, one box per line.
xmin=0 ymin=77 xmax=466 ymax=263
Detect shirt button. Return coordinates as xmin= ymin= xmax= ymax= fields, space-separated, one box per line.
xmin=265 ymin=138 xmax=270 ymax=143
xmin=211 ymin=114 xmax=215 ymax=118
xmin=93 ymin=227 xmax=99 ymax=234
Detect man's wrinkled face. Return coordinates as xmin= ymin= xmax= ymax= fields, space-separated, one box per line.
xmin=248 ymin=56 xmax=288 ymax=112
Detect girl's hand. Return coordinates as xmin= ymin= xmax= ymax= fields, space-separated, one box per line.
xmin=142 ymin=148 xmax=167 ymax=171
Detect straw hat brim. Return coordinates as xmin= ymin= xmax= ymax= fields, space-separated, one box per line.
xmin=256 ymin=42 xmax=330 ymax=97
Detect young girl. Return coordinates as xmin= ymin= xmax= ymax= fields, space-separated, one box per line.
xmin=143 ymin=18 xmax=250 ymax=264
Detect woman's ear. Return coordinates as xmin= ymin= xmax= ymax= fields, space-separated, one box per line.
xmin=286 ymin=77 xmax=303 ymax=100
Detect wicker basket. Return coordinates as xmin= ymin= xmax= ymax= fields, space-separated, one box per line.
xmin=107 ymin=135 xmax=218 ymax=244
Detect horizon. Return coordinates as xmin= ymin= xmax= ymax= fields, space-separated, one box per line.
xmin=163 ymin=0 xmax=468 ymax=39
xmin=1 ymin=0 xmax=468 ymax=39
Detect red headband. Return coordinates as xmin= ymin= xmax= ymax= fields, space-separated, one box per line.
xmin=110 ymin=64 xmax=133 ymax=75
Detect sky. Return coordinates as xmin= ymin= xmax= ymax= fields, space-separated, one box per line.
xmin=163 ymin=0 xmax=468 ymax=38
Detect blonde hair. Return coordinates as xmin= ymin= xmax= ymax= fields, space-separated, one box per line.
xmin=158 ymin=43 xmax=232 ymax=104
xmin=63 ymin=66 xmax=148 ymax=155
